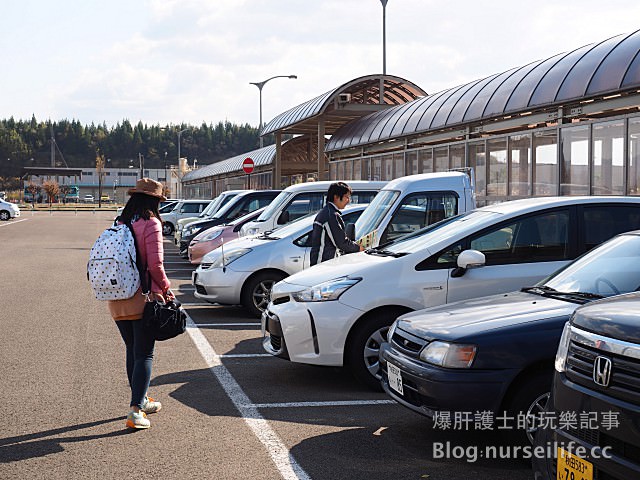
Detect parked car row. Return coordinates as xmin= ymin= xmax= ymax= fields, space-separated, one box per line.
xmin=190 ymin=173 xmax=475 ymax=313
xmin=172 ymin=176 xmax=640 ymax=478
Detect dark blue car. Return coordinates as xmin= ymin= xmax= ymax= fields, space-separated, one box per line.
xmin=379 ymin=231 xmax=640 ymax=444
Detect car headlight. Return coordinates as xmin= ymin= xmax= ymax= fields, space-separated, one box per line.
xmin=291 ymin=277 xmax=361 ymax=302
xmin=201 ymin=229 xmax=223 ymax=241
xmin=387 ymin=321 xmax=398 ymax=342
xmin=185 ymin=226 xmax=203 ymax=237
xmin=209 ymin=248 xmax=252 ymax=268
xmin=554 ymin=322 xmax=572 ymax=373
xmin=419 ymin=341 xmax=477 ymax=368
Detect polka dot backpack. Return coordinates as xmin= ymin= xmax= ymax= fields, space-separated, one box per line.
xmin=87 ymin=222 xmax=141 ymax=300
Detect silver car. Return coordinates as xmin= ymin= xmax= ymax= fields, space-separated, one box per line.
xmin=193 ymin=204 xmax=366 ymax=316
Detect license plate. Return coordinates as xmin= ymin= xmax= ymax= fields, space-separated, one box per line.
xmin=387 ymin=362 xmax=404 ymax=395
xmin=557 ymin=448 xmax=593 ymax=480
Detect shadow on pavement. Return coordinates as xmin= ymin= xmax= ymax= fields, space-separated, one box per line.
xmin=286 ymin=423 xmax=533 ymax=480
xmin=0 ymin=416 xmax=134 ymax=464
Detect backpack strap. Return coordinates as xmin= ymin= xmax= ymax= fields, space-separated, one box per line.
xmin=125 ymin=220 xmax=152 ymax=296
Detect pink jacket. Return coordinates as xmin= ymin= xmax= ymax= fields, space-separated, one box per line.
xmin=132 ymin=217 xmax=171 ymax=294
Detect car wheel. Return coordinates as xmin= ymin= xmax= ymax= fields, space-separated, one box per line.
xmin=505 ymin=372 xmax=552 ymax=445
xmin=0 ymin=210 xmax=10 ymax=221
xmin=345 ymin=308 xmax=411 ymax=390
xmin=241 ymin=271 xmax=286 ymax=318
xmin=163 ymin=222 xmax=174 ymax=235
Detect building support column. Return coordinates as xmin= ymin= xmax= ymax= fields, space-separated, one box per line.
xmin=274 ymin=131 xmax=282 ymax=189
xmin=318 ymin=118 xmax=326 ymax=180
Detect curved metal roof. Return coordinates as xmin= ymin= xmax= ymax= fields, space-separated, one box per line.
xmin=261 ymin=75 xmax=426 ymax=136
xmin=182 ymin=135 xmax=324 ymax=183
xmin=182 ymin=144 xmax=277 ymax=183
xmin=327 ymin=29 xmax=640 ymax=152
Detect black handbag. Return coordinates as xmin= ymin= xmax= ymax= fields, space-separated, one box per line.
xmin=143 ymin=298 xmax=186 ymax=341
xmin=129 ymin=220 xmax=186 ymax=341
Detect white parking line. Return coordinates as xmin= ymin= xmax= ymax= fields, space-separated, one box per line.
xmin=220 ymin=354 xmax=271 ymax=358
xmin=196 ymin=323 xmax=260 ymax=327
xmin=252 ymin=400 xmax=395 ymax=408
xmin=0 ymin=219 xmax=29 ymax=227
xmin=181 ymin=302 xmax=213 ymax=307
xmin=185 ymin=313 xmax=310 ymax=480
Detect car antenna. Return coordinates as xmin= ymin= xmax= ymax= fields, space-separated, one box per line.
xmin=221 ymin=237 xmax=226 ymax=273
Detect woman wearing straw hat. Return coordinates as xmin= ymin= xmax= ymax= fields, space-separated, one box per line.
xmin=108 ymin=178 xmax=174 ymax=429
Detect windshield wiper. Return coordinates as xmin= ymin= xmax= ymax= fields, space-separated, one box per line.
xmin=562 ymin=291 xmax=604 ymax=299
xmin=365 ymin=249 xmax=407 ymax=258
xmin=521 ymin=285 xmax=559 ymax=295
xmin=521 ymin=286 xmax=603 ymax=301
xmin=257 ymin=231 xmax=280 ymax=240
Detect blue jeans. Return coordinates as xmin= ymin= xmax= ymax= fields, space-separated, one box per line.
xmin=115 ymin=320 xmax=155 ymax=409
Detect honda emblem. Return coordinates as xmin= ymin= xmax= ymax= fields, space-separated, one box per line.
xmin=593 ymin=356 xmax=612 ymax=387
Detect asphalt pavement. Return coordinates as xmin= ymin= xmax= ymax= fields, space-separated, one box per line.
xmin=0 ymin=212 xmax=534 ymax=479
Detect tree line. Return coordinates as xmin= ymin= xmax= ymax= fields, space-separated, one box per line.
xmin=0 ymin=116 xmax=273 ymax=181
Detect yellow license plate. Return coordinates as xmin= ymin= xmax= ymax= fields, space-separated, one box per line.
xmin=557 ymin=448 xmax=593 ymax=480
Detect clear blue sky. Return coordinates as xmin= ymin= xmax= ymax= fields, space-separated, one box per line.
xmin=1 ymin=0 xmax=639 ymax=128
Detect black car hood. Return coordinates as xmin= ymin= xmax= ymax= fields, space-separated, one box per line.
xmin=572 ymin=291 xmax=640 ymax=344
xmin=396 ymin=290 xmax=576 ymax=341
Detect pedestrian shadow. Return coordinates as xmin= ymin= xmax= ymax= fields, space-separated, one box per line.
xmin=0 ymin=416 xmax=135 ymax=463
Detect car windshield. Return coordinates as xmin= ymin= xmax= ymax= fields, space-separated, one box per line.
xmin=159 ymin=203 xmax=176 ymax=213
xmin=536 ymin=234 xmax=640 ymax=297
xmin=199 ymin=199 xmax=221 ymax=217
xmin=377 ymin=210 xmax=496 ymax=255
xmin=211 ymin=194 xmax=246 ymax=220
xmin=257 ymin=213 xmax=316 ymax=239
xmin=229 ymin=207 xmax=264 ymax=226
xmin=255 ymin=191 xmax=293 ymax=222
xmin=354 ymin=189 xmax=400 ymax=239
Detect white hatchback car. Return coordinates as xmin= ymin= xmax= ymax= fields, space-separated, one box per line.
xmin=262 ymin=196 xmax=640 ymax=388
xmin=193 ymin=204 xmax=366 ymax=316
xmin=0 ymin=199 xmax=20 ymax=220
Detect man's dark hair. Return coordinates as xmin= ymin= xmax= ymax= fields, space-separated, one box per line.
xmin=326 ymin=182 xmax=352 ymax=205
xmin=119 ymin=193 xmax=161 ymax=224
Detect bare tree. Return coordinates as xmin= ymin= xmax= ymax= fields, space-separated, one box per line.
xmin=26 ymin=182 xmax=42 ymax=204
xmin=42 ymin=180 xmax=60 ymax=208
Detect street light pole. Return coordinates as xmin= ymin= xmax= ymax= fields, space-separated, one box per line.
xmin=177 ymin=128 xmax=189 ymax=165
xmin=250 ymin=75 xmax=297 ymax=148
xmin=381 ymin=0 xmax=388 ymax=75
xmin=138 ymin=152 xmax=144 ymax=179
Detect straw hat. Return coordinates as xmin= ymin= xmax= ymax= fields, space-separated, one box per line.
xmin=127 ymin=178 xmax=166 ymax=201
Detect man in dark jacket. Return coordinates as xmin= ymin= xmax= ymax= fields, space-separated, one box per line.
xmin=310 ymin=182 xmax=364 ymax=266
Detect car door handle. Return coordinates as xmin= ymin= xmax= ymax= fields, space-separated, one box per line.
xmin=289 ymin=256 xmax=301 ymax=262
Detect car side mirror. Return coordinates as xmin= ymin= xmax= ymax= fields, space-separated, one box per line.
xmin=451 ymin=249 xmax=486 ymax=278
xmin=345 ymin=223 xmax=356 ymax=241
xmin=277 ymin=210 xmax=290 ymax=225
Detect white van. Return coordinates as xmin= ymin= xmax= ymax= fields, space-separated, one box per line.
xmin=240 ymin=181 xmax=386 ymax=237
xmin=353 ymin=171 xmax=475 ymax=248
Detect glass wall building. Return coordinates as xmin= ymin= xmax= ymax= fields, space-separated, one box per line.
xmin=326 ymin=30 xmax=640 ymax=205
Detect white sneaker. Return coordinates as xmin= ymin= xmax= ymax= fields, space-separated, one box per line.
xmin=141 ymin=396 xmax=162 ymax=414
xmin=126 ymin=410 xmax=150 ymax=429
